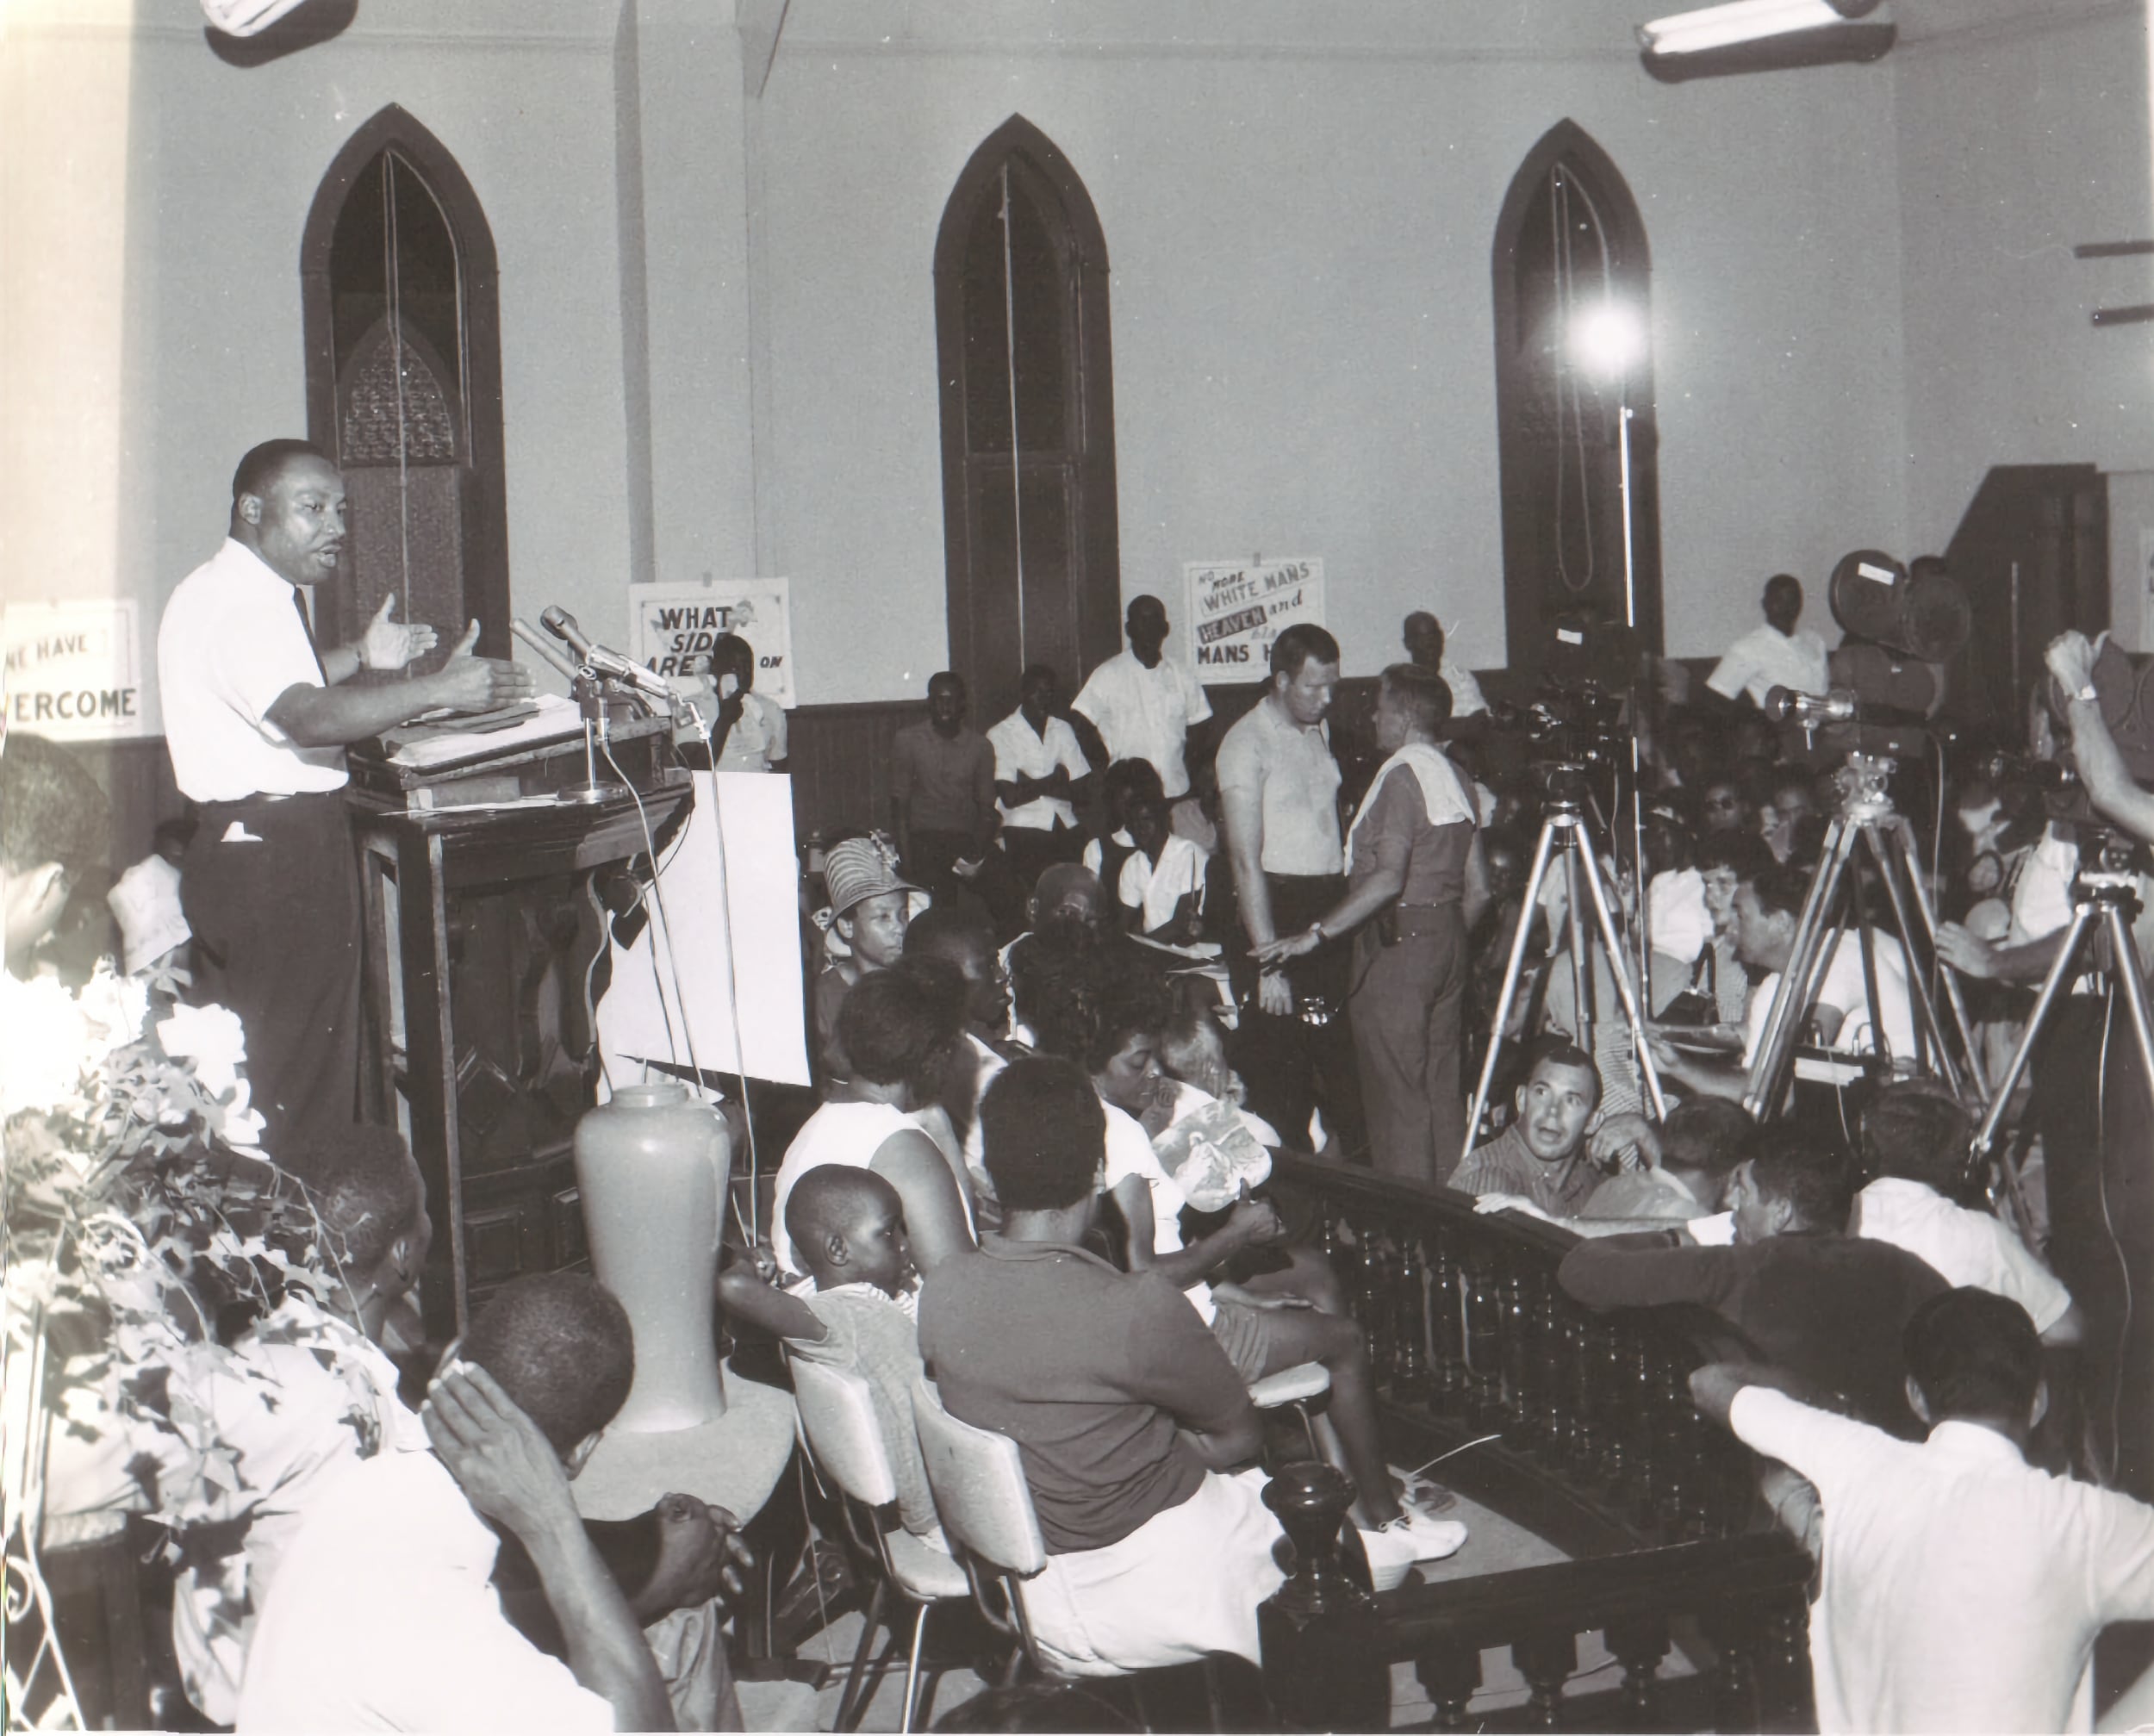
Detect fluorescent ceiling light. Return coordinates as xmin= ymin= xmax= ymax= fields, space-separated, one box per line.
xmin=1639 ymin=0 xmax=1877 ymax=56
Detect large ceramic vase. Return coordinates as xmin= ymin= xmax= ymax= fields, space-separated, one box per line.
xmin=574 ymin=1080 xmax=732 ymax=1432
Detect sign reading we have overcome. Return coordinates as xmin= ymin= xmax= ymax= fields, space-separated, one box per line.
xmin=626 ymin=578 xmax=795 ymax=709
xmin=1184 ymin=557 xmax=1325 ymax=684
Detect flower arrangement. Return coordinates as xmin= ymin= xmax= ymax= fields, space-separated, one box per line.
xmin=2 ymin=966 xmax=361 ymax=1729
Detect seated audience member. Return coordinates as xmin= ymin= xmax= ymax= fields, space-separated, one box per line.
xmin=1003 ymin=863 xmax=1143 ymax=1042
xmin=239 ymin=1274 xmax=684 ymax=1733
xmin=1688 ymin=830 xmax=1768 ymax=1024
xmin=989 ymin=663 xmax=1093 ymax=893
xmin=1030 ymin=952 xmax=1461 ymax=1552
xmin=916 ymin=1056 xmax=1287 ymax=1673
xmin=1706 ymin=573 xmax=1829 ymax=711
xmin=904 ymin=904 xmax=1014 ymax=1212
xmin=890 ymin=671 xmax=999 ymax=910
xmin=1692 ymin=1289 xmax=2154 ymax=1734
xmin=1081 ymin=757 xmax=1167 ymax=888
xmin=3 ymin=731 xmax=111 ymax=976
xmin=1402 ymin=609 xmax=1488 ymax=719
xmin=1559 ymin=1133 xmax=1949 ymax=1438
xmin=1157 ymin=1004 xmax=1279 ymax=1147
xmin=1758 ymin=767 xmax=1821 ymax=868
xmin=1649 ymin=860 xmax=1914 ymax=1102
xmin=1854 ymin=1081 xmax=2081 ymax=1346
xmin=1451 ymin=1042 xmax=1609 ymax=1217
xmin=705 ymin=632 xmax=786 ymax=774
xmin=1107 ymin=783 xmax=1210 ymax=943
xmin=775 ymin=959 xmax=977 ymax=1277
xmin=718 ymin=1169 xmax=943 ymax=1547
xmin=1697 ymin=774 xmax=1755 ymax=837
xmin=812 ymin=834 xmax=921 ymax=1091
xmin=1484 ymin=1098 xmax=1752 ymax=1235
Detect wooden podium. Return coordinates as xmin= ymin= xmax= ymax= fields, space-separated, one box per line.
xmin=348 ymin=717 xmax=691 ymax=1339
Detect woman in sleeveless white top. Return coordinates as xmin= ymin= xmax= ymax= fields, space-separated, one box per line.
xmin=770 ymin=964 xmax=978 ymax=1276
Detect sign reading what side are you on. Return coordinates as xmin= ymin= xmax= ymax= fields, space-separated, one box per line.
xmin=1185 ymin=557 xmax=1325 ymax=684
xmin=4 ymin=600 xmax=152 ymax=741
xmin=627 ymin=578 xmax=796 ymax=709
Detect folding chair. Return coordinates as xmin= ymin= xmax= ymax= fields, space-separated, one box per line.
xmin=789 ymin=1357 xmax=969 ymax=1732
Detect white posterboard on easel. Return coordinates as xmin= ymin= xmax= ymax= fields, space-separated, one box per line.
xmin=595 ymin=769 xmax=812 ymax=1090
xmin=626 ymin=578 xmax=796 ymax=708
xmin=1185 ymin=557 xmax=1325 ymax=684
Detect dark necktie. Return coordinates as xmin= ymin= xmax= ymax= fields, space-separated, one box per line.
xmin=291 ymin=587 xmax=325 ymax=678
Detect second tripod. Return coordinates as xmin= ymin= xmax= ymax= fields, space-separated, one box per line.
xmin=1463 ymin=777 xmax=1666 ymax=1162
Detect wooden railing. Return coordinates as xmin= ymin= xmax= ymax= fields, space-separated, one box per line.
xmin=1261 ymin=1154 xmax=1816 ymax=1733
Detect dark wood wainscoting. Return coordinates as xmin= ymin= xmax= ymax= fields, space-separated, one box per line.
xmin=60 ymin=737 xmax=190 ymax=875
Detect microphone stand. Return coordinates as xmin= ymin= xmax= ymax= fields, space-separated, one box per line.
xmin=560 ymin=669 xmax=631 ymax=805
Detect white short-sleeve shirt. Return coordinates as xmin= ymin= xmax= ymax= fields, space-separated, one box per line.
xmin=1854 ymin=1177 xmax=2073 ymax=1333
xmin=158 ymin=538 xmax=348 ymax=800
xmin=1706 ymin=624 xmax=1831 ymax=708
xmin=987 ymin=711 xmax=1092 ymax=831
xmin=1071 ymin=650 xmax=1214 ymax=799
xmin=1728 ymin=1384 xmax=2154 ymax=1734
xmin=236 ymin=1448 xmax=616 ymax=1733
xmin=1742 ymin=930 xmax=1915 ymax=1067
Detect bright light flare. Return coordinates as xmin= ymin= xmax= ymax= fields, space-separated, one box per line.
xmin=1569 ymin=302 xmax=1645 ymax=380
xmin=1639 ymin=0 xmax=1861 ymax=56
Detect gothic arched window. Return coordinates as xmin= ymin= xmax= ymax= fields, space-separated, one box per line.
xmin=1493 ymin=121 xmax=1662 ymax=679
xmin=302 ymin=107 xmax=509 ymax=657
xmin=933 ymin=116 xmax=1121 ymax=725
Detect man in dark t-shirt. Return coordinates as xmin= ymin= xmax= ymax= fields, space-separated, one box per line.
xmin=917 ymin=1055 xmax=1285 ymax=1673
xmin=1558 ymin=1131 xmax=1948 ymax=1439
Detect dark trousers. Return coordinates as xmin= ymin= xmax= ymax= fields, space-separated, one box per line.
xmin=1348 ymin=908 xmax=1468 ymax=1187
xmin=181 ymin=789 xmax=362 ymax=1171
xmin=999 ymin=822 xmax=1080 ymax=908
xmin=1225 ymin=873 xmax=1366 ymax=1159
xmin=2035 ymin=996 xmax=2154 ymax=1499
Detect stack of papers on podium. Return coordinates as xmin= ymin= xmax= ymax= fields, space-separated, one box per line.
xmin=387 ymin=694 xmax=583 ymax=768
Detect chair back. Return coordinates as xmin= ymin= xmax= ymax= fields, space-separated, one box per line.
xmin=791 ymin=1356 xmax=900 ymax=1509
xmin=909 ymin=1377 xmax=1046 ymax=1576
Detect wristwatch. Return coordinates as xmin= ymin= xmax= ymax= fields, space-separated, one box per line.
xmin=1309 ymin=919 xmax=1328 ymax=943
xmin=2074 ymin=683 xmax=2099 ymax=706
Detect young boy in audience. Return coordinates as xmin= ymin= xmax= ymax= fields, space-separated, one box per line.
xmin=716 ymin=1168 xmax=945 ymax=1547
xmin=1692 ymin=1289 xmax=2154 ymax=1734
xmin=1853 ymin=1080 xmax=2081 ymax=1345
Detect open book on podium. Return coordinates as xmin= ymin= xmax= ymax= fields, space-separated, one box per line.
xmin=345 ymin=693 xmax=677 ymax=812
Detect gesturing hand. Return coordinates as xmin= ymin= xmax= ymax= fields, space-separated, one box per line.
xmin=1251 ymin=928 xmax=1321 ymax=967
xmin=422 ymin=1360 xmax=578 ymax=1543
xmin=2046 ymin=631 xmax=2097 ymax=698
xmin=1254 ymin=971 xmax=1295 ymax=1017
xmin=358 ymin=593 xmax=439 ymax=672
xmin=432 ymin=619 xmax=539 ymax=713
xmin=1935 ymin=922 xmax=1997 ymax=980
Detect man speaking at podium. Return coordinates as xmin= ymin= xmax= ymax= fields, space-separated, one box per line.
xmin=159 ymin=439 xmax=535 ymax=1162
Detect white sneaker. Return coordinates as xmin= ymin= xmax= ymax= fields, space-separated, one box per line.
xmin=1374 ymin=1508 xmax=1469 ymax=1563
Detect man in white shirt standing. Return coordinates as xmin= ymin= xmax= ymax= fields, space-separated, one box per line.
xmin=157 ymin=440 xmax=532 ymax=1160
xmin=987 ymin=663 xmax=1094 ymax=897
xmin=1072 ymin=594 xmax=1214 ymax=801
xmin=1402 ymin=611 xmax=1488 ymax=720
xmin=1706 ymin=573 xmax=1830 ymax=709
xmin=1692 ymin=1288 xmax=2154 ymax=1734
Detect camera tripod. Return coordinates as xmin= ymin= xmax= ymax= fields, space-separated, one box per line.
xmin=1969 ymin=834 xmax=2154 ymax=1225
xmin=1741 ymin=751 xmax=1986 ymax=1118
xmin=1463 ymin=773 xmax=1666 ymax=1160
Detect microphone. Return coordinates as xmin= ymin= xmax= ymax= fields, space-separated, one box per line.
xmin=539 ymin=607 xmax=675 ymax=699
xmin=1764 ymin=686 xmax=1858 ymax=727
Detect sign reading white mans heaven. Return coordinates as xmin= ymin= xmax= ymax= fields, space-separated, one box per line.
xmin=1185 ymin=558 xmax=1325 ymax=684
xmin=626 ymin=578 xmax=795 ymax=709
xmin=4 ymin=600 xmax=151 ymax=741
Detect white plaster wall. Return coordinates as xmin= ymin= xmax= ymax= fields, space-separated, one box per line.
xmin=1895 ymin=4 xmax=2154 ymax=556
xmin=749 ymin=26 xmax=1911 ymax=703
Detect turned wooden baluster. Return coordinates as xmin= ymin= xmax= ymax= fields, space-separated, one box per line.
xmin=1514 ymin=1628 xmax=1578 ymax=1729
xmin=1427 ymin=1229 xmax=1466 ymax=1412
xmin=1606 ymin=1613 xmax=1672 ymax=1730
xmin=1461 ymin=1246 xmax=1503 ymax=1426
xmin=1497 ymin=1259 xmax=1535 ymax=1449
xmin=1528 ymin=1273 xmax=1572 ymax=1469
xmin=1758 ymin=1592 xmax=1815 ymax=1733
xmin=1649 ymin=1349 xmax=1693 ymax=1532
xmin=1393 ymin=1237 xmax=1428 ymax=1389
xmin=1416 ymin=1641 xmax=1483 ymax=1732
xmin=1357 ymin=1232 xmax=1397 ymax=1377
xmin=1703 ymin=1602 xmax=1762 ymax=1733
xmin=1555 ymin=1303 xmax=1594 ymax=1480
